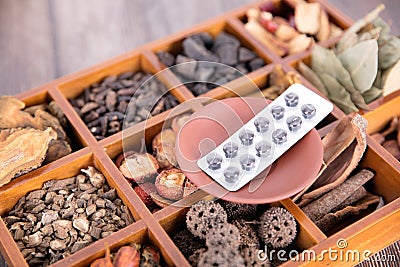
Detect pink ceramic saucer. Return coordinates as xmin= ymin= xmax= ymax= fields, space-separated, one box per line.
xmin=175 ymin=97 xmax=323 ymax=204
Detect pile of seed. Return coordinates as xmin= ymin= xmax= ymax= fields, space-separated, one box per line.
xmin=70 ymin=71 xmax=179 ymax=140
xmin=3 ymin=167 xmax=135 ymax=266
xmin=157 ymin=31 xmax=266 ymax=96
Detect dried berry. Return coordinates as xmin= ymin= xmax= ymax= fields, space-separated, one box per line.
xmin=172 ymin=229 xmax=205 ymax=258
xmin=258 ymin=207 xmax=297 ymax=249
xmin=198 ymin=247 xmax=244 ymax=267
xmin=232 ymin=219 xmax=259 ymax=249
xmin=186 ymin=200 xmax=227 ymax=239
xmin=205 ymin=223 xmax=241 ymax=249
xmin=155 ymin=168 xmax=186 ymax=200
xmin=133 ymin=183 xmax=157 ymax=209
xmin=218 ymin=200 xmax=257 ymax=221
xmin=241 ymin=247 xmax=271 ymax=267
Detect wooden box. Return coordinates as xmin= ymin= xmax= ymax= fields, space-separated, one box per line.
xmin=1 ymin=0 xmax=399 ymax=266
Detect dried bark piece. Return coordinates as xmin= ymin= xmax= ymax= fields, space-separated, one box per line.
xmin=295 ymin=3 xmax=321 ymax=35
xmin=0 ymin=128 xmax=56 ymax=187
xmin=315 ymin=193 xmax=380 ymax=232
xmin=302 ymin=169 xmax=374 ymax=221
xmin=44 ymin=139 xmax=72 ymax=164
xmin=382 ymin=140 xmax=400 ymax=160
xmin=299 ymin=115 xmax=368 ymax=203
xmin=0 ymin=96 xmax=37 ymax=129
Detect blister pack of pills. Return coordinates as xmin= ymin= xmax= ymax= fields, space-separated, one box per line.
xmin=197 ymin=83 xmax=334 ymax=191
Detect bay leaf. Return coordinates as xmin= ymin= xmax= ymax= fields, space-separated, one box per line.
xmin=373 ymin=69 xmax=382 ymax=88
xmin=318 ymin=72 xmax=358 ymax=114
xmin=335 ymin=32 xmax=358 ymax=54
xmin=297 ymin=61 xmax=329 ymax=96
xmin=373 ymin=17 xmax=400 ymax=70
xmin=336 ymin=4 xmax=384 ymax=53
xmin=312 ymin=45 xmax=369 ymax=111
xmin=362 ymin=86 xmax=382 ymax=103
xmin=383 ymin=59 xmax=400 ymax=96
xmin=337 ymin=39 xmax=378 ymax=93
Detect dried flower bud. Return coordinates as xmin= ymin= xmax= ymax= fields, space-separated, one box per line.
xmin=152 ymin=129 xmax=176 ymax=151
xmin=155 ymin=168 xmax=186 ymax=200
xmin=186 ymin=200 xmax=227 ymax=239
xmin=218 ymin=200 xmax=257 ymax=221
xmin=206 ymin=223 xmax=241 ymax=249
xmin=259 ymin=207 xmax=297 ymax=249
xmin=119 ymin=153 xmax=159 ymax=184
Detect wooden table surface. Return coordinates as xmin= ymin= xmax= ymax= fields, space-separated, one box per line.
xmin=0 ymin=1 xmax=399 ymax=266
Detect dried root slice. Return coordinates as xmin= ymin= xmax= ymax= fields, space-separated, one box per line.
xmin=119 ymin=152 xmax=159 ymax=183
xmin=295 ymin=3 xmax=321 ymax=35
xmin=0 ymin=128 xmax=56 ymax=187
xmin=155 ymin=168 xmax=186 ymax=200
xmin=151 ymin=129 xmax=176 ymax=150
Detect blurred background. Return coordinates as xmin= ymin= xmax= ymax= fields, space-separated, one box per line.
xmin=0 ymin=0 xmax=399 ymax=95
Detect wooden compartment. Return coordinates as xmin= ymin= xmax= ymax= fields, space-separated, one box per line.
xmin=1 ymin=0 xmax=400 ymax=266
xmin=0 ymin=149 xmax=147 ymax=267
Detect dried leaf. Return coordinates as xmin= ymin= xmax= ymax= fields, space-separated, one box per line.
xmin=357 ymin=27 xmax=381 ymax=43
xmin=336 ymin=4 xmax=384 ymax=53
xmin=383 ymin=59 xmax=400 ymax=96
xmin=374 ymin=17 xmax=400 ymax=69
xmin=312 ymin=45 xmax=370 ymax=111
xmin=337 ymin=40 xmax=378 ymax=93
xmin=0 ymin=128 xmax=56 ymax=187
xmin=295 ymin=3 xmax=321 ymax=35
xmin=297 ymin=61 xmax=329 ymax=96
xmin=335 ymin=32 xmax=358 ymax=54
xmin=318 ymin=72 xmax=358 ymax=114
xmin=362 ymin=86 xmax=382 ymax=103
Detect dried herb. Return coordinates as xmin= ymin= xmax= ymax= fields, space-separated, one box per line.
xmin=297 ymin=61 xmax=328 ymax=96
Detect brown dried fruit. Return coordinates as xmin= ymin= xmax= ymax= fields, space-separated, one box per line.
xmin=155 ymin=168 xmax=186 ymax=200
xmin=0 ymin=128 xmax=56 ymax=187
xmin=133 ymin=183 xmax=157 ymax=208
xmin=150 ymin=192 xmax=174 ymax=208
xmin=153 ymin=143 xmax=177 ymax=169
xmin=119 ymin=153 xmax=159 ymax=183
xmin=113 ymin=246 xmax=140 ymax=267
xmin=152 ymin=129 xmax=176 ymax=150
xmin=171 ymin=113 xmax=191 ymax=135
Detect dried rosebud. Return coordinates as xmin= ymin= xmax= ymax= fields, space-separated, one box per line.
xmin=119 ymin=153 xmax=159 ymax=183
xmin=171 ymin=113 xmax=191 ymax=135
xmin=133 ymin=183 xmax=157 ymax=209
xmin=153 ymin=143 xmax=177 ymax=169
xmin=186 ymin=200 xmax=227 ymax=239
xmin=152 ymin=129 xmax=176 ymax=151
xmin=155 ymin=168 xmax=185 ymax=200
xmin=259 ymin=207 xmax=297 ymax=249
xmin=205 ymin=223 xmax=241 ymax=249
xmin=140 ymin=245 xmax=160 ymax=266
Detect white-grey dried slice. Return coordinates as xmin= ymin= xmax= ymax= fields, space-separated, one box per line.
xmin=0 ymin=128 xmax=56 ymax=187
xmin=119 ymin=152 xmax=159 ymax=184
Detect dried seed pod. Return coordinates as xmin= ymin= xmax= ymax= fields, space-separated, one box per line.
xmin=152 ymin=129 xmax=176 ymax=150
xmin=186 ymin=200 xmax=227 ymax=239
xmin=113 ymin=246 xmax=140 ymax=267
xmin=172 ymin=229 xmax=205 ymax=258
xmin=218 ymin=200 xmax=257 ymax=221
xmin=205 ymin=223 xmax=241 ymax=249
xmin=153 ymin=143 xmax=177 ymax=169
xmin=188 ymin=248 xmax=207 ymax=267
xmin=155 ymin=168 xmax=186 ymax=200
xmin=259 ymin=207 xmax=297 ymax=249
xmin=90 ymin=246 xmax=113 ymax=267
xmin=119 ymin=153 xmax=159 ymax=183
xmin=241 ymin=247 xmax=271 ymax=267
xmin=198 ymin=247 xmax=245 ymax=267
xmin=232 ymin=219 xmax=259 ymax=249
